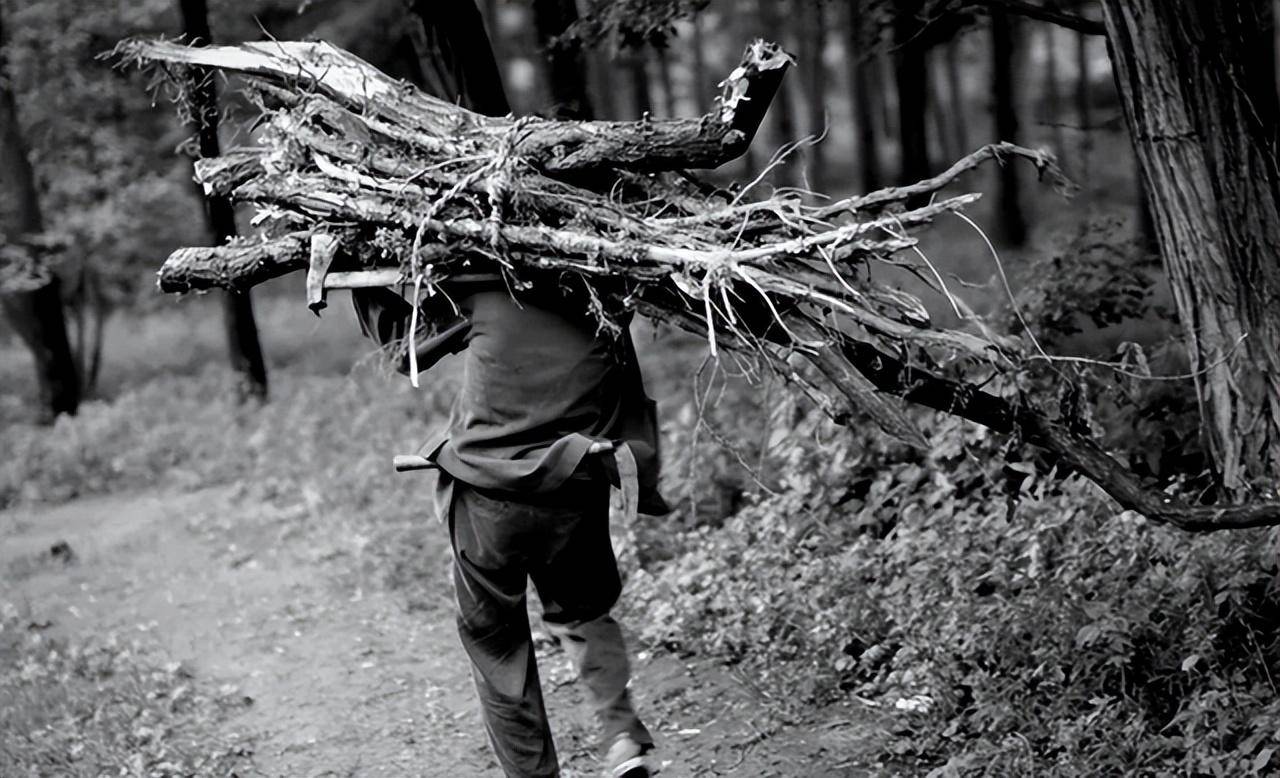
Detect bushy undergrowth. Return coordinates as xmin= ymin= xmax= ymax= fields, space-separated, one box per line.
xmin=0 ymin=602 xmax=249 ymax=776
xmin=626 ymin=399 xmax=1280 ymax=776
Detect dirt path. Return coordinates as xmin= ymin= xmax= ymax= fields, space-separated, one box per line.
xmin=1 ymin=489 xmax=890 ymax=777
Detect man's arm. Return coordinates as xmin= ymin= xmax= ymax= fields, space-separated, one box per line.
xmin=351 ymin=287 xmax=470 ymax=375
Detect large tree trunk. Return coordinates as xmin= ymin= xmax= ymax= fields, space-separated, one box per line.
xmin=989 ymin=7 xmax=1027 ymax=245
xmin=531 ymin=0 xmax=593 ymax=119
xmin=1102 ymin=0 xmax=1280 ymax=488
xmin=847 ymin=3 xmax=882 ymax=192
xmin=0 ymin=8 xmax=80 ymax=420
xmin=179 ymin=0 xmax=269 ymax=402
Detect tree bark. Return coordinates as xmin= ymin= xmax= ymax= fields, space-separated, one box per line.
xmin=1102 ymin=0 xmax=1280 ymax=488
xmin=0 ymin=7 xmax=80 ymax=420
xmin=531 ymin=0 xmax=593 ymax=119
xmin=179 ymin=0 xmax=269 ymax=402
xmin=847 ymin=2 xmax=882 ymax=192
xmin=989 ymin=6 xmax=1027 ymax=245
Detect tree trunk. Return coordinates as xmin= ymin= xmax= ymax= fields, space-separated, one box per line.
xmin=758 ymin=0 xmax=799 ymax=187
xmin=1102 ymin=0 xmax=1280 ymax=488
xmin=944 ymin=38 xmax=969 ymax=156
xmin=406 ymin=0 xmax=511 ymax=116
xmin=989 ymin=6 xmax=1027 ymax=245
xmin=691 ymin=13 xmax=709 ymax=107
xmin=802 ymin=0 xmax=828 ymax=192
xmin=1043 ymin=23 xmax=1065 ymax=157
xmin=848 ymin=3 xmax=882 ymax=192
xmin=656 ymin=46 xmax=678 ymax=117
xmin=0 ymin=7 xmax=80 ymax=420
xmin=894 ymin=0 xmax=931 ymax=189
xmin=531 ymin=0 xmax=593 ymax=119
xmin=179 ymin=0 xmax=268 ymax=402
xmin=1075 ymin=22 xmax=1092 ymax=177
xmin=589 ymin=48 xmax=620 ymax=120
xmin=926 ymin=49 xmax=956 ymax=162
xmin=625 ymin=50 xmax=653 ymax=118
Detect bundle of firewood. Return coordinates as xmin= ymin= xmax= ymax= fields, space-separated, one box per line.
xmin=120 ymin=37 xmax=1074 ymax=450
xmin=114 ymin=37 xmax=1280 ymax=530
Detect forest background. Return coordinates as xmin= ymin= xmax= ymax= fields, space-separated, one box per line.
xmin=3 ymin=0 xmax=1279 ymax=775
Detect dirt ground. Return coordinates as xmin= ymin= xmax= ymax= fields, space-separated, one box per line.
xmin=1 ymin=487 xmax=895 ymax=777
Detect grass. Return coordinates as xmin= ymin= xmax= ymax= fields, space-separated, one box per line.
xmin=0 ymin=601 xmax=250 ymax=776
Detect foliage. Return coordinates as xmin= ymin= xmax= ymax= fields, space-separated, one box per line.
xmin=626 ymin=404 xmax=1280 ymax=775
xmin=0 ymin=601 xmax=250 ymax=775
xmin=565 ymin=0 xmax=712 ymax=50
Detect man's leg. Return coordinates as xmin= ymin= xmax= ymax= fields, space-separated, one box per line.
xmin=531 ymin=482 xmax=653 ymax=752
xmin=450 ymin=485 xmax=560 ymax=777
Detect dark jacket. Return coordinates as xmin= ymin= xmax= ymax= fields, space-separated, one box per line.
xmin=352 ymin=277 xmax=669 ymax=515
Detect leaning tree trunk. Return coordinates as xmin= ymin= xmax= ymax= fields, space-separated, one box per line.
xmin=179 ymin=0 xmax=269 ymax=402
xmin=1102 ymin=0 xmax=1280 ymax=488
xmin=0 ymin=8 xmax=80 ymax=420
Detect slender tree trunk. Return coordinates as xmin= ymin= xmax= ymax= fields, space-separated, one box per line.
xmin=691 ymin=13 xmax=709 ymax=107
xmin=1075 ymin=23 xmax=1092 ymax=177
xmin=178 ymin=0 xmax=268 ymax=401
xmin=531 ymin=0 xmax=593 ymax=119
xmin=894 ymin=0 xmax=931 ymax=189
xmin=926 ymin=49 xmax=956 ymax=162
xmin=848 ymin=3 xmax=882 ymax=192
xmin=589 ymin=48 xmax=619 ymax=120
xmin=481 ymin=0 xmax=502 ymax=65
xmin=989 ymin=6 xmax=1027 ymax=245
xmin=625 ymin=49 xmax=653 ymax=118
xmin=758 ymin=0 xmax=799 ymax=187
xmin=1102 ymin=0 xmax=1280 ymax=487
xmin=656 ymin=46 xmax=678 ymax=117
xmin=944 ymin=38 xmax=969 ymax=156
xmin=1043 ymin=23 xmax=1065 ymax=157
xmin=802 ymin=0 xmax=828 ymax=191
xmin=0 ymin=7 xmax=80 ymax=420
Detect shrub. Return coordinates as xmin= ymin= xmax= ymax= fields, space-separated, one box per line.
xmin=626 ymin=407 xmax=1280 ymax=775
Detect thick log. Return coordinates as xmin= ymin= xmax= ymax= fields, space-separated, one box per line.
xmin=122 ymin=38 xmax=791 ymax=174
xmin=158 ymin=233 xmax=311 ymax=293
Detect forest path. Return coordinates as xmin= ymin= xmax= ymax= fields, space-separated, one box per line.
xmin=1 ymin=489 xmax=887 ymax=777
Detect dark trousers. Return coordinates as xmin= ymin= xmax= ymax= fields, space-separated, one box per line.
xmin=448 ymin=478 xmax=653 ymax=777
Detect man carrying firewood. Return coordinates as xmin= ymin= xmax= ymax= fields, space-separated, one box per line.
xmin=352 ymin=274 xmax=666 ymax=778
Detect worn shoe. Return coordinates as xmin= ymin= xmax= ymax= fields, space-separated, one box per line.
xmin=604 ymin=733 xmax=653 ymax=777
